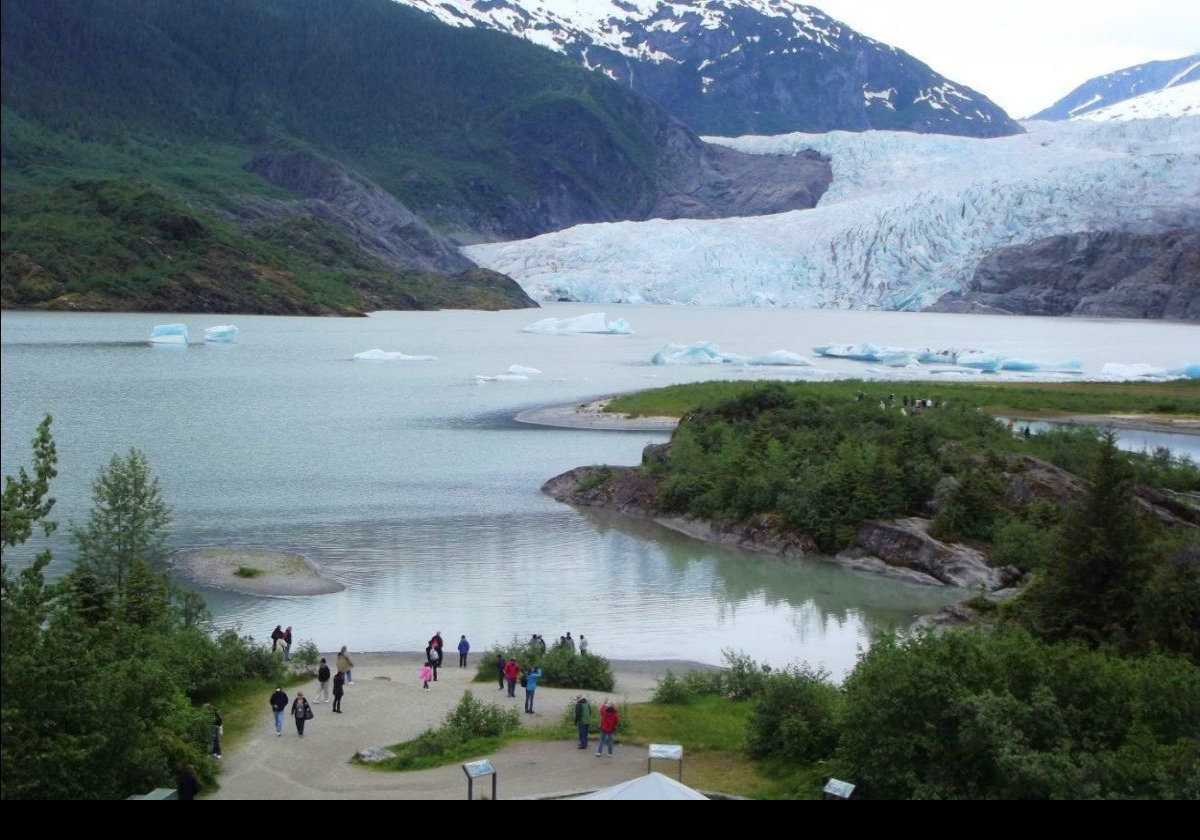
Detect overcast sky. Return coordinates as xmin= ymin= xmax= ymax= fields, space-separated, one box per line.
xmin=812 ymin=0 xmax=1200 ymax=117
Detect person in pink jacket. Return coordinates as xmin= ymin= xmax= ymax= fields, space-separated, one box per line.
xmin=420 ymin=661 xmax=433 ymax=691
xmin=503 ymin=658 xmax=520 ymax=697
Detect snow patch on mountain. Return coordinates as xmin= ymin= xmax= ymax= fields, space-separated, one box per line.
xmin=1075 ymin=79 xmax=1200 ymax=121
xmin=463 ymin=116 xmax=1199 ymax=310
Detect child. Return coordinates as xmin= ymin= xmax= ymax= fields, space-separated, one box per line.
xmin=420 ymin=660 xmax=433 ymax=691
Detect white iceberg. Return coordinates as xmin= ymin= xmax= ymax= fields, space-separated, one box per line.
xmin=651 ymin=342 xmax=810 ymax=366
xmin=507 ymin=364 xmax=543 ymax=375
xmin=1170 ymin=363 xmax=1200 ymax=380
xmin=203 ymin=325 xmax=239 ymax=343
xmin=748 ymin=350 xmax=811 ymax=367
xmin=522 ymin=312 xmax=633 ymax=334
xmin=1102 ymin=362 xmax=1200 ymax=380
xmin=474 ymin=373 xmax=529 ymax=382
xmin=149 ymin=323 xmax=188 ymax=345
xmin=956 ymin=351 xmax=1003 ymax=372
xmin=999 ymin=358 xmax=1083 ymax=372
xmin=353 ymin=349 xmax=439 ymax=361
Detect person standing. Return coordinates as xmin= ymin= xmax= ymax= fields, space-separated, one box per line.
xmin=537 ymin=635 xmax=547 ymax=654
xmin=579 ymin=635 xmax=589 ymax=656
xmin=523 ymin=666 xmax=543 ymax=714
xmin=332 ymin=670 xmax=345 ymax=713
xmin=270 ymin=625 xmax=284 ymax=653
xmin=337 ymin=646 xmax=354 ymax=686
xmin=315 ymin=658 xmax=331 ymax=703
xmin=291 ymin=692 xmax=313 ymax=737
xmin=495 ymin=653 xmax=505 ymax=690
xmin=596 ymin=700 xmax=619 ymax=757
xmin=574 ymin=695 xmax=591 ymax=749
xmin=178 ymin=766 xmax=199 ymax=801
xmin=565 ymin=632 xmax=576 ymax=654
xmin=269 ymin=686 xmax=289 ymax=736
xmin=503 ymin=657 xmax=520 ymax=697
xmin=425 ymin=642 xmax=440 ymax=683
xmin=420 ymin=661 xmax=433 ymax=691
xmin=206 ymin=704 xmax=223 ymax=759
xmin=283 ymin=626 xmax=293 ymax=662
xmin=457 ymin=635 xmax=470 ymax=668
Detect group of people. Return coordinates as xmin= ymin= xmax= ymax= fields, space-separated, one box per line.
xmin=269 ymin=625 xmax=294 ymax=661
xmin=530 ymin=631 xmax=589 ymax=655
xmin=573 ymin=695 xmax=620 ymax=756
xmin=419 ymin=633 xmax=473 ymax=689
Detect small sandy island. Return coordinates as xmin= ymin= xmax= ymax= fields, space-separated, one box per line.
xmin=173 ymin=548 xmax=345 ymax=596
xmin=516 ymin=397 xmax=678 ymax=432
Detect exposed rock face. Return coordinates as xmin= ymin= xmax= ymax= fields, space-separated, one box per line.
xmin=853 ymin=518 xmax=1019 ymax=590
xmin=928 ymin=229 xmax=1200 ymax=320
xmin=246 ymin=151 xmax=476 ymax=275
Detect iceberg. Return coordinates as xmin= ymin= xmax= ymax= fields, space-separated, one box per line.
xmin=813 ymin=342 xmax=886 ymax=362
xmin=353 ymin=349 xmax=439 ymax=361
xmin=522 ymin=312 xmax=634 ymax=334
xmin=956 ymin=351 xmax=1003 ymax=372
xmin=507 ymin=365 xmax=543 ymax=375
xmin=149 ymin=323 xmax=188 ymax=345
xmin=748 ymin=350 xmax=811 ymax=367
xmin=203 ymin=325 xmax=239 ymax=343
xmin=999 ymin=358 xmax=1083 ymax=372
xmin=1103 ymin=362 xmax=1200 ymax=380
xmin=1169 ymin=363 xmax=1200 ymax=380
xmin=474 ymin=373 xmax=529 ymax=382
xmin=651 ymin=342 xmax=810 ymax=366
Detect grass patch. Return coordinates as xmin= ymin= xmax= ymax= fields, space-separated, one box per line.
xmin=233 ymin=566 xmax=264 ymax=579
xmin=607 ymin=379 xmax=1200 ymax=420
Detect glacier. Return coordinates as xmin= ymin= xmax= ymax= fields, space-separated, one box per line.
xmin=149 ymin=324 xmax=188 ymax=345
xmin=465 ymin=115 xmax=1199 ymax=310
xmin=522 ymin=313 xmax=634 ymax=334
xmin=353 ymin=349 xmax=438 ymax=361
xmin=507 ymin=365 xmax=543 ymax=375
xmin=203 ymin=325 xmax=239 ymax=343
xmin=651 ymin=341 xmax=811 ymax=366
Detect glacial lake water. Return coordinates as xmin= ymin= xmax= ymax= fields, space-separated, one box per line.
xmin=2 ymin=305 xmax=1197 ymax=676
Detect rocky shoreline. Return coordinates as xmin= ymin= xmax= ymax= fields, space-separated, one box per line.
xmin=173 ymin=547 xmax=345 ymax=596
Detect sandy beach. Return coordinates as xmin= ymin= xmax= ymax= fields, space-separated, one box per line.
xmin=173 ymin=548 xmax=345 ymax=596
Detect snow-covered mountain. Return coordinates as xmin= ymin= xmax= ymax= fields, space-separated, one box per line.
xmin=463 ymin=115 xmax=1199 ymax=311
xmin=395 ymin=0 xmax=1021 ymax=138
xmin=1075 ymin=79 xmax=1200 ymax=121
xmin=1030 ymin=52 xmax=1200 ymax=120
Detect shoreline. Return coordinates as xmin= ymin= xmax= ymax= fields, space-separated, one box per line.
xmin=173 ymin=547 xmax=345 ymax=596
xmin=518 ymin=394 xmax=1200 ymax=437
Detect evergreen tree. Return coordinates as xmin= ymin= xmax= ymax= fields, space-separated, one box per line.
xmin=71 ymin=449 xmax=172 ymax=591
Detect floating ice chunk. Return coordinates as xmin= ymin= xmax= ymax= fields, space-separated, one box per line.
xmin=999 ymin=358 xmax=1083 ymax=372
xmin=880 ymin=352 xmax=916 ymax=367
xmin=914 ymin=349 xmax=958 ymax=364
xmin=149 ymin=323 xmax=188 ymax=345
xmin=203 ymin=325 xmax=239 ymax=343
xmin=651 ymin=342 xmax=730 ymax=365
xmin=813 ymin=342 xmax=884 ymax=361
xmin=353 ymin=349 xmax=438 ymax=361
xmin=1169 ymin=363 xmax=1200 ymax=380
xmin=475 ymin=373 xmax=529 ymax=382
xmin=507 ymin=365 xmax=543 ymax=375
xmin=1102 ymin=362 xmax=1199 ymax=380
xmin=956 ymin=351 xmax=1003 ymax=372
xmin=747 ymin=350 xmax=811 ymax=367
xmin=522 ymin=313 xmax=633 ymax=334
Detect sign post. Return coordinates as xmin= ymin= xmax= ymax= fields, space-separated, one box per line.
xmin=823 ymin=778 xmax=855 ymax=800
xmin=462 ymin=759 xmax=497 ymax=800
xmin=648 ymin=743 xmax=684 ymax=781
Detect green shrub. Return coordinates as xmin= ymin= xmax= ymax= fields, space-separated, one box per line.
xmin=990 ymin=517 xmax=1058 ymax=572
xmin=652 ymin=670 xmax=692 ymax=704
xmin=576 ymin=466 xmax=615 ymax=493
xmin=444 ymin=691 xmax=521 ymax=739
xmin=233 ymin=566 xmax=263 ymax=578
xmin=746 ymin=665 xmax=843 ymax=763
xmin=473 ymin=637 xmax=614 ymax=691
xmin=292 ymin=640 xmax=321 ymax=671
xmin=720 ymin=649 xmax=767 ymax=700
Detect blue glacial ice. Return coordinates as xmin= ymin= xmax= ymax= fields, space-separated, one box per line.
xmin=353 ymin=349 xmax=439 ymax=361
xmin=651 ymin=342 xmax=810 ymax=366
xmin=203 ymin=325 xmax=239 ymax=343
xmin=1102 ymin=362 xmax=1200 ymax=379
xmin=149 ymin=323 xmax=188 ymax=345
xmin=522 ymin=313 xmax=634 ymax=334
xmin=999 ymin=358 xmax=1083 ymax=372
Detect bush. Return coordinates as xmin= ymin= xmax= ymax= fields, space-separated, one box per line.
xmin=746 ymin=665 xmax=843 ymax=763
xmin=720 ymin=649 xmax=767 ymax=699
xmin=444 ymin=691 xmax=521 ymax=739
xmin=474 ymin=637 xmax=614 ymax=691
xmin=652 ymin=670 xmax=692 ymax=704
xmin=292 ymin=640 xmax=321 ymax=671
xmin=990 ymin=517 xmax=1058 ymax=572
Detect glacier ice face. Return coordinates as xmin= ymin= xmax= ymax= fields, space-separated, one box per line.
xmin=651 ymin=342 xmax=810 ymax=366
xmin=203 ymin=325 xmax=239 ymax=343
xmin=353 ymin=349 xmax=438 ymax=361
xmin=522 ymin=313 xmax=634 ymax=334
xmin=507 ymin=364 xmax=543 ymax=375
xmin=149 ymin=323 xmax=188 ymax=345
xmin=465 ymin=116 xmax=1199 ymax=310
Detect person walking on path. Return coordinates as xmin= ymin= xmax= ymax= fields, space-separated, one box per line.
xmin=579 ymin=635 xmax=589 ymax=656
xmin=337 ymin=646 xmax=354 ymax=686
xmin=270 ymin=686 xmax=289 ymax=736
xmin=523 ymin=666 xmax=544 ymax=714
xmin=596 ymin=701 xmax=619 ymax=757
xmin=315 ymin=658 xmax=331 ymax=703
xmin=574 ymin=696 xmax=591 ymax=749
xmin=420 ymin=661 xmax=434 ymax=691
xmin=332 ymin=670 xmax=345 ymax=713
xmin=283 ymin=626 xmax=293 ymax=662
xmin=457 ymin=635 xmax=470 ymax=668
xmin=495 ymin=654 xmax=505 ymax=690
xmin=206 ymin=704 xmax=224 ymax=758
xmin=504 ymin=657 xmax=520 ymax=697
xmin=291 ymin=692 xmax=313 ymax=737
xmin=271 ymin=625 xmax=284 ymax=653
xmin=425 ymin=642 xmax=440 ymax=683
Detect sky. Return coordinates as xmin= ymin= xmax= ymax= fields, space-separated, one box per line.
xmin=812 ymin=0 xmax=1200 ymax=117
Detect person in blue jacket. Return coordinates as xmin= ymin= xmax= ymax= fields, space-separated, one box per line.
xmin=458 ymin=635 xmax=470 ymax=668
xmin=523 ymin=666 xmax=544 ymax=714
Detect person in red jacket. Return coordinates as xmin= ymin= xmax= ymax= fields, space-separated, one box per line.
xmin=596 ymin=701 xmax=619 ymax=756
xmin=503 ymin=657 xmax=520 ymax=697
